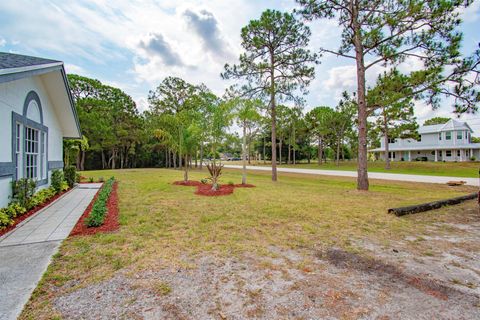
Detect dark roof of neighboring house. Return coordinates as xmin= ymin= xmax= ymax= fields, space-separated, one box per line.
xmin=0 ymin=52 xmax=61 ymax=70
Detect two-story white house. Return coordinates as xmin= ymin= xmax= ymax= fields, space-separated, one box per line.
xmin=370 ymin=119 xmax=480 ymax=162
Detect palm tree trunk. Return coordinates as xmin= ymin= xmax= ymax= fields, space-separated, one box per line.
xmin=242 ymin=123 xmax=247 ymax=184
xmin=184 ymin=155 xmax=189 ymax=182
xmin=200 ymin=142 xmax=204 ymax=170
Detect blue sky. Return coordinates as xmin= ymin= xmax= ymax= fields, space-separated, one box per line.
xmin=0 ymin=0 xmax=479 ymax=132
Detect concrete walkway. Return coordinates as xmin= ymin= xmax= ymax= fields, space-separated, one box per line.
xmin=0 ymin=183 xmax=101 ymax=320
xmin=224 ymin=165 xmax=480 ymax=186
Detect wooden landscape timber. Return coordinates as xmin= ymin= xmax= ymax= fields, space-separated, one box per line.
xmin=388 ymin=192 xmax=479 ymax=216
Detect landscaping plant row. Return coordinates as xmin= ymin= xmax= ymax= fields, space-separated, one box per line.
xmin=0 ymin=166 xmax=78 ymax=230
xmin=85 ymin=177 xmax=115 ymax=227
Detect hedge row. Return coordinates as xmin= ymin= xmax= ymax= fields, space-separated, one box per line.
xmin=1 ymin=185 xmax=59 ymax=230
xmin=0 ymin=168 xmax=75 ymax=231
xmin=85 ymin=177 xmax=115 ymax=227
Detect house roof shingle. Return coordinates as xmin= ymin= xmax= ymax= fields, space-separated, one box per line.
xmin=0 ymin=52 xmax=61 ymax=70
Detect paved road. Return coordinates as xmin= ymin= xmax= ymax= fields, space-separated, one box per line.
xmin=0 ymin=183 xmax=101 ymax=320
xmin=224 ymin=165 xmax=479 ymax=186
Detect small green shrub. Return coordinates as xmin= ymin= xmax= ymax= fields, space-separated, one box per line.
xmin=51 ymin=170 xmax=64 ymax=194
xmin=31 ymin=187 xmax=56 ymax=207
xmin=75 ymin=172 xmax=81 ymax=183
xmin=11 ymin=178 xmax=36 ymax=209
xmin=0 ymin=211 xmax=13 ymax=230
xmin=0 ymin=203 xmax=27 ymax=230
xmin=85 ymin=177 xmax=115 ymax=227
xmin=200 ymin=178 xmax=208 ymax=184
xmin=470 ymin=156 xmax=476 ymax=161
xmin=64 ymin=166 xmax=77 ymax=188
xmin=88 ymin=177 xmax=94 ymax=183
xmin=2 ymin=203 xmax=26 ymax=219
xmin=61 ymin=181 xmax=69 ymax=191
xmin=227 ymin=181 xmax=234 ymax=186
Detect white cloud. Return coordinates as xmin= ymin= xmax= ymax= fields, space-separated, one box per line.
xmin=64 ymin=63 xmax=85 ymax=75
xmin=0 ymin=37 xmax=5 ymax=47
xmin=135 ymin=97 xmax=149 ymax=113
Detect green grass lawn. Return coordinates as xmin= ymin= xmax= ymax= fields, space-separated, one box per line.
xmin=21 ymin=168 xmax=477 ymax=318
xmin=229 ymin=160 xmax=480 ymax=178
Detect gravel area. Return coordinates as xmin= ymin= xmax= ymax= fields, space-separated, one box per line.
xmin=50 ymin=203 xmax=480 ymax=319
xmin=54 ymin=247 xmax=480 ymax=319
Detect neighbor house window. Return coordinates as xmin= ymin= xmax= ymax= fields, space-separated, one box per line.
xmin=457 ymin=150 xmax=461 ymax=157
xmin=457 ymin=131 xmax=463 ymax=140
xmin=438 ymin=133 xmax=442 ymax=140
xmin=446 ymin=150 xmax=452 ymax=157
xmin=446 ymin=131 xmax=452 ymax=140
xmin=25 ymin=126 xmax=39 ymax=180
xmin=388 ymin=138 xmax=396 ymax=144
xmin=439 ymin=151 xmax=442 ymax=156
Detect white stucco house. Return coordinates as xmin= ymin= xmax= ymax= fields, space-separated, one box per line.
xmin=0 ymin=52 xmax=81 ymax=208
xmin=370 ymin=119 xmax=480 ymax=162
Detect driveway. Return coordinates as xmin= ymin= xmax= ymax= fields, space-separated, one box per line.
xmin=0 ymin=183 xmax=101 ymax=320
xmin=224 ymin=165 xmax=479 ymax=186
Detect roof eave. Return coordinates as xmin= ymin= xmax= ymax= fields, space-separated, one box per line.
xmin=59 ymin=66 xmax=82 ymax=139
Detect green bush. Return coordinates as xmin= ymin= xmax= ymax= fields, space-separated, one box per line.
xmin=11 ymin=178 xmax=36 ymax=209
xmin=64 ymin=166 xmax=77 ymax=188
xmin=0 ymin=211 xmax=13 ymax=230
xmin=2 ymin=203 xmax=26 ymax=219
xmin=61 ymin=181 xmax=69 ymax=191
xmin=30 ymin=187 xmax=56 ymax=208
xmin=51 ymin=170 xmax=64 ymax=194
xmin=0 ymin=203 xmax=27 ymax=230
xmin=85 ymin=177 xmax=115 ymax=227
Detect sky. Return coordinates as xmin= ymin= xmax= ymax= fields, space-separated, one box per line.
xmin=0 ymin=0 xmax=479 ymax=132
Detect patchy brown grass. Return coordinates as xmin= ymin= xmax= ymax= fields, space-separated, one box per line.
xmin=19 ymin=168 xmax=478 ymax=319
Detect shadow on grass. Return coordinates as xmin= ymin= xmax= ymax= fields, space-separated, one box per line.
xmin=317 ymin=248 xmax=478 ymax=303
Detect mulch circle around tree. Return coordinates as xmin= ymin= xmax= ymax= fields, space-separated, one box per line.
xmin=173 ymin=181 xmax=255 ymax=197
xmin=0 ymin=188 xmax=73 ymax=238
xmin=70 ymin=182 xmax=119 ymax=237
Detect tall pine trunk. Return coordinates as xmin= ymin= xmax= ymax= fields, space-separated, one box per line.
xmin=195 ymin=147 xmax=198 ymax=168
xmin=288 ymin=142 xmax=291 ymax=165
xmin=184 ymin=155 xmax=189 ymax=182
xmin=263 ymin=136 xmax=266 ymax=164
xmin=200 ymin=143 xmax=204 ymax=170
xmin=336 ymin=137 xmax=341 ymax=166
xmin=279 ymin=139 xmax=282 ymax=165
xmin=384 ymin=125 xmax=391 ymax=170
xmin=101 ymin=150 xmax=106 ymax=169
xmin=270 ymin=58 xmax=277 ymax=181
xmin=353 ymin=8 xmax=369 ymax=191
xmin=242 ymin=123 xmax=247 ymax=184
xmin=317 ymin=135 xmax=323 ymax=165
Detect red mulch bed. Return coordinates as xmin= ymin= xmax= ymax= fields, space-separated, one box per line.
xmin=173 ymin=180 xmax=255 ymax=197
xmin=173 ymin=180 xmax=203 ymax=187
xmin=0 ymin=188 xmax=72 ymax=238
xmin=70 ymin=182 xmax=119 ymax=237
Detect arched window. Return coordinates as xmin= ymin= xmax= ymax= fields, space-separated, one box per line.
xmin=13 ymin=90 xmax=48 ymax=185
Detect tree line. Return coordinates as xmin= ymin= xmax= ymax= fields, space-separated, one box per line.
xmin=65 ymin=1 xmax=480 ymax=191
